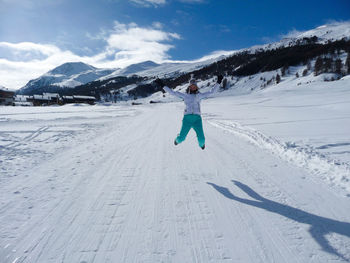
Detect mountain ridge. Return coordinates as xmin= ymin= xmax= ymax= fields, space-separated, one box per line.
xmin=17 ymin=22 xmax=350 ymax=97
xmin=17 ymin=62 xmax=116 ymax=95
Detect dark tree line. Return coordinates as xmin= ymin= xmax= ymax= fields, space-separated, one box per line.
xmin=314 ymin=55 xmax=349 ymax=76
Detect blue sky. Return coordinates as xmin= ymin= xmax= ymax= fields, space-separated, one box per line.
xmin=0 ymin=0 xmax=349 ymax=89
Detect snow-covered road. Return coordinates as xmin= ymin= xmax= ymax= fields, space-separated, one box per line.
xmin=1 ymin=103 xmax=350 ymax=263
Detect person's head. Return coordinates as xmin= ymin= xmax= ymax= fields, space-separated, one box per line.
xmin=187 ymin=77 xmax=199 ymax=94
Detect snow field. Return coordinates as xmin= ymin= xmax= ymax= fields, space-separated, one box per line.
xmin=0 ymin=99 xmax=350 ymax=262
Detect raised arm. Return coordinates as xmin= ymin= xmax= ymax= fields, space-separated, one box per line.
xmin=154 ymin=78 xmax=186 ymax=100
xmin=163 ymin=86 xmax=187 ymax=100
xmin=198 ymin=75 xmax=223 ymax=99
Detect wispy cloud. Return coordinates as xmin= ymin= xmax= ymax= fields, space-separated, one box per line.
xmin=168 ymin=50 xmax=237 ymax=64
xmin=179 ymin=0 xmax=205 ymax=3
xmin=129 ymin=0 xmax=205 ymax=7
xmin=280 ymin=29 xmax=304 ymax=39
xmin=129 ymin=0 xmax=166 ymax=7
xmin=0 ymin=21 xmax=181 ymax=90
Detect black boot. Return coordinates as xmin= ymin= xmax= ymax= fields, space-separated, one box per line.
xmin=174 ymin=139 xmax=178 ymax=146
xmin=201 ymin=144 xmax=205 ymax=150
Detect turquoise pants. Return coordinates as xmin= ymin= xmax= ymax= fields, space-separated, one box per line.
xmin=175 ymin=114 xmax=205 ymax=147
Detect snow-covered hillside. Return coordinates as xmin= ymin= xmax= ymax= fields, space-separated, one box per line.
xmin=245 ymin=21 xmax=350 ymax=54
xmin=283 ymin=21 xmax=350 ymax=43
xmin=18 ymin=62 xmax=115 ymax=94
xmin=99 ymin=55 xmax=230 ymax=81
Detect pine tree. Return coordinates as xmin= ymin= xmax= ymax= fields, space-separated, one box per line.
xmin=295 ymin=72 xmax=299 ymax=78
xmin=314 ymin=57 xmax=323 ymax=76
xmin=346 ymin=53 xmax=350 ymax=74
xmin=281 ymin=66 xmax=287 ymax=76
xmin=323 ymin=57 xmax=333 ymax=73
xmin=303 ymin=69 xmax=308 ymax=76
xmin=335 ymin=59 xmax=343 ymax=75
xmin=222 ymin=78 xmax=228 ymax=90
xmin=276 ymin=74 xmax=281 ymax=84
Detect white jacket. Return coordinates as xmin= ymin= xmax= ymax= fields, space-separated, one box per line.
xmin=163 ymin=83 xmax=220 ymax=115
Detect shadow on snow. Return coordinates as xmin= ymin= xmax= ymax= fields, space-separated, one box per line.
xmin=207 ymin=180 xmax=350 ymax=261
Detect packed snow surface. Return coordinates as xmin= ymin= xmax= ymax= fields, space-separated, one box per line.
xmin=1 ymin=79 xmax=350 ymax=262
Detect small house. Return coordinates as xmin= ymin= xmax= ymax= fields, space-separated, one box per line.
xmin=0 ymin=87 xmax=15 ymax=106
xmin=29 ymin=93 xmax=61 ymax=106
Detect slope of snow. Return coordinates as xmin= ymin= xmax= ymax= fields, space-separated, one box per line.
xmin=99 ymin=55 xmax=230 ymax=81
xmin=249 ymin=21 xmax=350 ymax=53
xmin=285 ymin=21 xmax=350 ymax=43
xmin=1 ymin=94 xmax=350 ymax=262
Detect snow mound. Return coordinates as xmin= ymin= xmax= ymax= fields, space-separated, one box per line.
xmin=208 ymin=119 xmax=350 ymax=192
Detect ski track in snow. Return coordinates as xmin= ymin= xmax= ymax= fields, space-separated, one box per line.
xmin=0 ymin=104 xmax=350 ymax=263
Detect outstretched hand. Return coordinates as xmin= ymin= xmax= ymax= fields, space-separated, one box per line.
xmin=216 ymin=75 xmax=224 ymax=84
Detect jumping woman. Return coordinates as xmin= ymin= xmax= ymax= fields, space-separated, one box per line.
xmin=156 ymin=75 xmax=223 ymax=150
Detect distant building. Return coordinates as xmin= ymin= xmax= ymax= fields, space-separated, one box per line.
xmin=13 ymin=95 xmax=33 ymax=106
xmin=12 ymin=93 xmax=96 ymax=106
xmin=0 ymin=87 xmax=15 ymax=106
xmin=72 ymin=95 xmax=96 ymax=105
xmin=27 ymin=93 xmax=61 ymax=106
xmin=62 ymin=96 xmax=75 ymax=104
xmin=62 ymin=95 xmax=96 ymax=105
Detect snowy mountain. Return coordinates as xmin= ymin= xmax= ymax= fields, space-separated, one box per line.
xmin=99 ymin=57 xmax=226 ymax=81
xmin=105 ymin=22 xmax=350 ymax=80
xmin=113 ymin=22 xmax=350 ymax=80
xmin=17 ymin=62 xmax=115 ymax=95
xmin=17 ymin=22 xmax=350 ymax=98
xmin=103 ymin=61 xmax=160 ymax=78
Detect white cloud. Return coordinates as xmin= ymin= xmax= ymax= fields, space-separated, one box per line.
xmin=179 ymin=0 xmax=205 ymax=3
xmin=0 ymin=21 xmax=181 ymax=90
xmin=167 ymin=50 xmax=237 ymax=64
xmin=280 ymin=29 xmax=304 ymax=39
xmin=129 ymin=0 xmax=166 ymax=7
xmin=152 ymin=22 xmax=164 ymax=29
xmin=90 ymin=21 xmax=181 ymax=68
xmin=0 ymin=42 xmax=85 ymax=90
xmin=128 ymin=0 xmax=204 ymax=7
